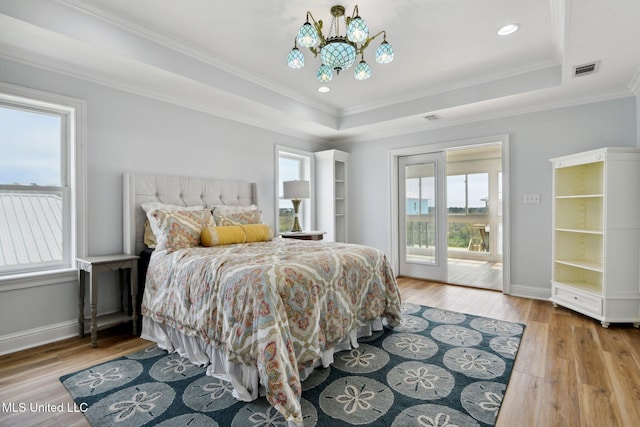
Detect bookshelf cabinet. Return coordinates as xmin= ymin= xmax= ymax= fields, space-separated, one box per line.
xmin=315 ymin=149 xmax=349 ymax=242
xmin=550 ymin=147 xmax=640 ymax=327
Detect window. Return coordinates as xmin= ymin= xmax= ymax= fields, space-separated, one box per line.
xmin=0 ymin=83 xmax=86 ymax=282
xmin=447 ymin=173 xmax=489 ymax=214
xmin=275 ymin=147 xmax=313 ymax=234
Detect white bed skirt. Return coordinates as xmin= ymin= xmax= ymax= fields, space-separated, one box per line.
xmin=141 ymin=316 xmax=385 ymax=424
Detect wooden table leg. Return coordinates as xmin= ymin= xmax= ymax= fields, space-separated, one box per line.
xmin=130 ymin=263 xmax=138 ymax=336
xmin=118 ymin=269 xmax=125 ymax=313
xmin=78 ymin=270 xmax=86 ymax=337
xmin=89 ymin=270 xmax=98 ymax=348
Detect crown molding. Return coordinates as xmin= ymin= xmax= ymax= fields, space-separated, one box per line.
xmin=629 ymin=65 xmax=640 ymax=95
xmin=341 ymin=60 xmax=561 ymax=117
xmin=58 ymin=0 xmax=339 ymax=117
xmin=0 ymin=46 xmax=327 ymax=143
xmin=335 ymin=89 xmax=634 ymax=145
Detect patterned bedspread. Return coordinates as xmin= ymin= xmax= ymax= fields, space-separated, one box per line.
xmin=142 ymin=238 xmax=402 ymax=424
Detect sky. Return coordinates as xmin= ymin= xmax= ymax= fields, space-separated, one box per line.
xmin=406 ymin=173 xmax=488 ymax=209
xmin=0 ymin=106 xmax=61 ymax=186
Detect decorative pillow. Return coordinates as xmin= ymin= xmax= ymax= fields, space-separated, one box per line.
xmin=212 ymin=205 xmax=262 ymax=226
xmin=241 ymin=224 xmax=273 ymax=242
xmin=201 ymin=226 xmax=247 ymax=246
xmin=148 ymin=209 xmax=214 ymax=252
xmin=211 ymin=204 xmax=258 ymax=215
xmin=141 ymin=203 xmax=204 ymax=248
xmin=143 ymin=220 xmax=156 ymax=247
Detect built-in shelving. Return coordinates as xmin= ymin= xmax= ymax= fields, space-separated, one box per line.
xmin=316 ymin=149 xmax=350 ymax=243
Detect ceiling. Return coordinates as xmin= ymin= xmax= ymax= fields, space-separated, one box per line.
xmin=1 ymin=0 xmax=640 ymax=144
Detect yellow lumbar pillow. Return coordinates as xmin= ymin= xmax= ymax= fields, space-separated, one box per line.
xmin=201 ymin=225 xmax=246 ymax=246
xmin=201 ymin=224 xmax=273 ymax=246
xmin=241 ymin=224 xmax=273 ymax=242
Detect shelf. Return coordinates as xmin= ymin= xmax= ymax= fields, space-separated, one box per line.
xmin=554 ymin=260 xmax=602 ymax=290
xmin=83 ymin=312 xmax=132 ymax=333
xmin=555 ymin=228 xmax=603 ymax=235
xmin=555 ymin=197 xmax=603 ymax=230
xmin=555 ymin=194 xmax=603 ymax=199
xmin=550 ymin=147 xmax=640 ymax=326
xmin=315 ymin=149 xmax=349 ymax=243
xmin=552 ymin=280 xmax=602 ymax=296
xmin=554 ymin=161 xmax=603 ymax=196
xmin=555 ymin=259 xmax=603 ymax=272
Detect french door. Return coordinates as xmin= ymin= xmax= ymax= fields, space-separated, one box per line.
xmin=398 ymin=152 xmax=447 ymax=281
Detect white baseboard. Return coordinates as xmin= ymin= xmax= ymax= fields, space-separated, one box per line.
xmin=0 ymin=320 xmax=78 ymax=356
xmin=508 ymin=283 xmax=551 ymax=301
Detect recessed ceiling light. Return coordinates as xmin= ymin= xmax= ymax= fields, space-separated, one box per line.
xmin=497 ymin=23 xmax=520 ymax=36
xmin=318 ymin=86 xmax=330 ymax=93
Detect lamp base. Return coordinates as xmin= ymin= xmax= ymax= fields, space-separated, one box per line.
xmin=291 ymin=199 xmax=302 ymax=232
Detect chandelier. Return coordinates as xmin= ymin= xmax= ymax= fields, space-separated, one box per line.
xmin=287 ymin=5 xmax=394 ymax=82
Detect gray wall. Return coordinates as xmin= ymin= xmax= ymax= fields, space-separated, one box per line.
xmin=0 ymin=58 xmax=319 ymax=353
xmin=337 ymin=97 xmax=637 ymax=298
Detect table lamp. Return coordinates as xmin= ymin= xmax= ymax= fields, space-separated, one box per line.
xmin=283 ymin=180 xmax=309 ymax=232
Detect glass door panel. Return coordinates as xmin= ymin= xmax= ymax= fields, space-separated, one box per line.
xmin=399 ymin=152 xmax=446 ymax=281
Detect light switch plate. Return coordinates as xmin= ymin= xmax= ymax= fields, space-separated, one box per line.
xmin=523 ymin=193 xmax=540 ymax=204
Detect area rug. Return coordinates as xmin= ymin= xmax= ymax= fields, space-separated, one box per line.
xmin=60 ymin=303 xmax=524 ymax=427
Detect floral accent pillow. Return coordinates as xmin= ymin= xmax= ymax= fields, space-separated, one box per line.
xmin=141 ymin=203 xmax=204 ymax=248
xmin=212 ymin=205 xmax=262 ymax=226
xmin=148 ymin=209 xmax=214 ymax=252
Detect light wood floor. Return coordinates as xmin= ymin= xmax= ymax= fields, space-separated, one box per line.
xmin=448 ymin=258 xmax=503 ymax=290
xmin=1 ymin=278 xmax=639 ymax=427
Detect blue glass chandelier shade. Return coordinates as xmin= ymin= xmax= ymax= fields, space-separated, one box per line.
xmin=320 ymin=38 xmax=357 ymax=72
xmin=297 ymin=22 xmax=319 ymax=48
xmin=354 ymin=59 xmax=372 ymax=80
xmin=316 ymin=64 xmax=333 ymax=82
xmin=287 ymin=47 xmax=304 ymax=69
xmin=375 ymin=40 xmax=394 ymax=64
xmin=346 ymin=16 xmax=369 ymax=43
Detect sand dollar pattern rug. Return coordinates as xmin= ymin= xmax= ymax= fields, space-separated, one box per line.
xmin=60 ymin=303 xmax=524 ymax=426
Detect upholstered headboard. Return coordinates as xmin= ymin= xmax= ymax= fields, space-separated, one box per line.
xmin=123 ymin=172 xmax=257 ymax=254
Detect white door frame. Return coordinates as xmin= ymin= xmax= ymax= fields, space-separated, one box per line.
xmin=389 ymin=134 xmax=512 ymax=294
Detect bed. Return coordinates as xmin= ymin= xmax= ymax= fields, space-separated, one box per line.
xmin=123 ymin=172 xmax=402 ymax=426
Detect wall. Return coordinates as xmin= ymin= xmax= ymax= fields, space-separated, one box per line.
xmin=637 ymin=93 xmax=640 ymax=146
xmin=0 ymin=58 xmax=319 ymax=354
xmin=338 ymin=97 xmax=637 ymax=299
xmin=1 ymin=55 xmax=637 ymax=353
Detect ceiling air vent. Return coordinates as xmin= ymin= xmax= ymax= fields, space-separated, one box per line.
xmin=424 ymin=114 xmax=440 ymax=121
xmin=572 ymin=61 xmax=600 ymax=77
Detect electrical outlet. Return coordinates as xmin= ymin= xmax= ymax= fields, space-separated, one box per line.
xmin=523 ymin=193 xmax=540 ymax=204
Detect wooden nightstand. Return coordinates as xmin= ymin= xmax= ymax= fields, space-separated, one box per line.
xmin=77 ymin=254 xmax=140 ymax=347
xmin=281 ymin=231 xmax=326 ymax=241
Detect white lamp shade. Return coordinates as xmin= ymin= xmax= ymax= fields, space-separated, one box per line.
xmin=283 ymin=180 xmax=310 ymax=199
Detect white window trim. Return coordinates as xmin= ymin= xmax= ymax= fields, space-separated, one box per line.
xmin=0 ymin=82 xmax=87 ymax=290
xmin=275 ymin=145 xmax=315 ymax=233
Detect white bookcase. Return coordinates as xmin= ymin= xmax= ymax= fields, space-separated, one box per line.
xmin=550 ymin=147 xmax=640 ymax=327
xmin=315 ymin=149 xmax=349 ymax=242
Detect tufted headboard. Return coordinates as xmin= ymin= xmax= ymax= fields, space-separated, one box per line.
xmin=123 ymin=172 xmax=257 ymax=254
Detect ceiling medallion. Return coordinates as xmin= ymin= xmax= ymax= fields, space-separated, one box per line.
xmin=287 ymin=5 xmax=394 ymax=82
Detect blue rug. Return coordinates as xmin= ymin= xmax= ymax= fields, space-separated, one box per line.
xmin=60 ymin=303 xmax=524 ymax=426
